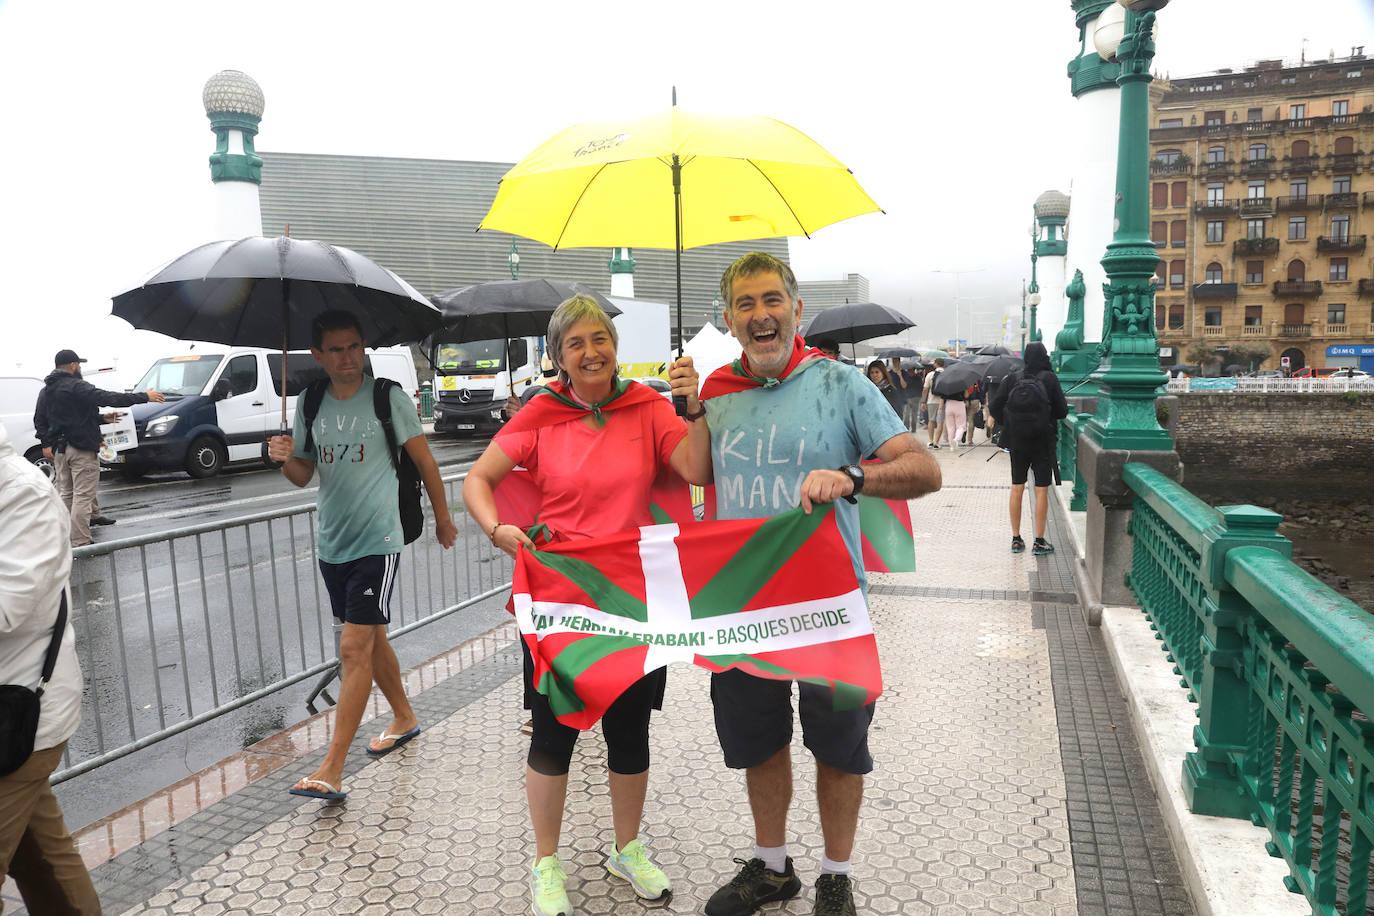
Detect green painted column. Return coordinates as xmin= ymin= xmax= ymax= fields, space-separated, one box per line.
xmin=1082 ymin=9 xmax=1172 ymax=452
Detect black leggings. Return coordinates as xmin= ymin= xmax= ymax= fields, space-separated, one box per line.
xmin=527 ymin=671 xmax=658 ymax=777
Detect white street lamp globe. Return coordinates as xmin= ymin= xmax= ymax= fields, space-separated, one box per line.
xmin=1028 ymin=293 xmax=1043 ymax=307
xmin=1093 ymin=2 xmax=1127 ymax=60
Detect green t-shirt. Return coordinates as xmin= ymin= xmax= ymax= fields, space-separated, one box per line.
xmin=292 ymin=378 xmax=424 ymax=564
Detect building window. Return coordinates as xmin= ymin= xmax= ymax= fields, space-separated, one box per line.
xmin=1152 ymin=221 xmax=1167 ymax=246
xmin=1289 ymin=217 xmax=1307 ymax=241
xmin=1247 ymin=107 xmax=1263 ymax=122
xmin=1291 ymin=140 xmax=1311 ymax=159
xmin=1171 ymin=182 xmax=1187 ymax=207
xmin=1330 ymin=258 xmax=1349 ymax=282
xmin=1204 ymin=263 xmax=1224 ymax=284
xmin=1153 ymin=182 xmax=1168 ymax=208
xmin=1205 ymin=110 xmax=1225 ymax=126
xmin=1333 ymin=100 xmax=1350 ymax=118
xmin=1207 ymin=145 xmax=1226 ymax=163
xmin=1247 ymin=219 xmax=1267 ymax=240
xmin=1290 ymin=178 xmax=1308 ymax=199
xmin=1248 ymin=180 xmax=1267 ymax=200
xmin=1157 ymin=149 xmax=1182 ymax=164
xmin=1333 ymin=176 xmax=1352 ymax=195
xmin=1290 ymin=104 xmax=1306 ymax=120
xmin=1246 ymin=261 xmax=1265 ymax=284
xmin=1156 ymin=305 xmax=1166 ymax=330
xmin=1207 ymin=184 xmax=1225 ymax=205
xmin=1207 ymin=221 xmax=1224 ymax=243
xmin=1169 ymin=305 xmax=1185 ymax=329
xmin=1288 ymin=260 xmax=1306 ymax=282
xmin=1170 ymin=260 xmax=1186 ymax=288
xmin=1350 ymin=70 xmax=1364 ymax=79
xmin=1248 ymin=143 xmax=1269 ymax=161
xmin=1170 ymin=220 xmax=1187 ymax=247
xmin=1281 ymin=76 xmax=1298 ymax=85
xmin=1334 ymin=137 xmax=1356 ymax=156
xmin=1204 ymin=307 xmax=1223 ymax=327
xmin=1328 ymin=304 xmax=1346 ymax=324
xmin=1245 ymin=306 xmax=1263 ymax=326
xmin=1331 ymin=216 xmax=1351 ymax=242
xmin=1160 ymin=117 xmax=1184 ymax=128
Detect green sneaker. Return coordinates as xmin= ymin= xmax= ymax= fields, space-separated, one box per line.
xmin=705 ymin=857 xmax=801 ymax=916
xmin=530 ymin=854 xmax=572 ymax=916
xmin=814 ymin=874 xmax=857 ymax=916
xmin=605 ymin=838 xmax=672 ymax=900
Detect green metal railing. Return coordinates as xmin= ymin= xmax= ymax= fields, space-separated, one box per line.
xmin=1058 ymin=409 xmax=1093 ymax=512
xmin=1124 ymin=462 xmax=1374 ymax=913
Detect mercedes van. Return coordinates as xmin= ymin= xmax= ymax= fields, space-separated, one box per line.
xmin=110 ymin=346 xmax=420 ymax=479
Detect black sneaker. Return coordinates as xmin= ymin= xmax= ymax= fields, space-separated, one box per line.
xmin=705 ymin=857 xmax=802 ymax=916
xmin=1033 ymin=538 xmax=1055 ymax=556
xmin=814 ymin=874 xmax=857 ymax=916
xmin=1011 ymin=536 xmax=1025 ymax=554
xmin=89 ymin=515 xmax=117 ymax=526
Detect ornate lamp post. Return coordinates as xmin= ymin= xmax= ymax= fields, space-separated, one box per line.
xmin=508 ymin=242 xmax=521 ymax=280
xmin=1028 ymin=225 xmax=1043 ymax=344
xmin=711 ymin=296 xmax=722 ymax=329
xmin=1081 ymin=0 xmax=1172 ymax=451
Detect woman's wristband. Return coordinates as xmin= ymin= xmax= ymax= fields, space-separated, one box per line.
xmin=488 ymin=521 xmax=504 ymax=541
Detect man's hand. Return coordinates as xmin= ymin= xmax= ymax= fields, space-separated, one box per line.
xmin=146 ymin=390 xmax=166 ymax=403
xmin=42 ymin=447 xmax=53 ymax=460
xmin=668 ymin=356 xmax=700 ymax=412
xmin=436 ymin=514 xmax=458 ymax=549
xmin=503 ymin=394 xmax=522 ymax=420
xmin=101 ymin=411 xmax=122 ymax=423
xmin=799 ymin=469 xmax=854 ymax=514
xmin=491 ymin=523 xmax=536 ymax=558
xmin=267 ymin=435 xmax=294 ymax=463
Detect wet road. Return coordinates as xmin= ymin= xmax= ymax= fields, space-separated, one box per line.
xmin=56 ymin=432 xmax=513 ymax=828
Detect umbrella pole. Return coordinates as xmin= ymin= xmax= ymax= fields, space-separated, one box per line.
xmin=671 ymin=153 xmax=687 ymax=417
xmin=281 ymin=278 xmax=290 ymax=432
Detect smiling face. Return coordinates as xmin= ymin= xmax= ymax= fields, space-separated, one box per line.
xmin=724 ymin=270 xmax=804 ymax=378
xmin=559 ymin=317 xmax=618 ymax=396
xmin=313 ymin=326 xmax=366 ymax=386
xmin=868 ymin=365 xmax=887 ymax=384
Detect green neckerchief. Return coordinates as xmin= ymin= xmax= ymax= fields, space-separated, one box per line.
xmin=532 ymin=377 xmax=631 ymax=427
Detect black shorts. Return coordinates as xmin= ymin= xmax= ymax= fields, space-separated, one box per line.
xmin=1010 ymin=446 xmax=1054 ymax=487
xmin=319 ymin=554 xmax=400 ymax=626
xmin=710 ymin=669 xmax=876 ymax=775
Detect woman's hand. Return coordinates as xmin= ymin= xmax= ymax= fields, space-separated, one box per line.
xmin=492 ymin=523 xmax=536 ymax=558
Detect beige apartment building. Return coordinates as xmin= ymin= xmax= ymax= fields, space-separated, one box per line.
xmin=1149 ymin=49 xmax=1374 ymax=372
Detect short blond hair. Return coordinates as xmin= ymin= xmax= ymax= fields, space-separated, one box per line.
xmin=546 ymin=295 xmax=618 ymax=383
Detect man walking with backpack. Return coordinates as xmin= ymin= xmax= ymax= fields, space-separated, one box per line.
xmin=989 ymin=343 xmax=1068 ymax=556
xmin=267 ymin=310 xmax=457 ymax=801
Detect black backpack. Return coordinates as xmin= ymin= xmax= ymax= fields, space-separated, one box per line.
xmin=1004 ymin=372 xmax=1053 ymax=446
xmin=302 ymin=378 xmax=424 ymax=545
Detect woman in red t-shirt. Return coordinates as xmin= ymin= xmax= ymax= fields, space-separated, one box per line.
xmin=463 ymin=296 xmax=711 ymax=913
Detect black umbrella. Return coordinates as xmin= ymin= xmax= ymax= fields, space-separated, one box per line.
xmin=932 ymin=361 xmax=991 ymax=398
xmin=875 ymin=347 xmax=918 ymax=359
xmin=430 ymin=279 xmax=620 ymax=343
xmin=802 ymin=302 xmax=915 ymax=347
xmin=113 ymin=236 xmax=441 ymax=427
xmin=973 ymin=344 xmax=1013 ymax=357
xmin=957 ymin=352 xmax=997 ymax=365
xmin=983 ymin=355 xmax=1025 ymax=383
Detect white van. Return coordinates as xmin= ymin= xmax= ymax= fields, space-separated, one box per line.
xmin=112 ymin=346 xmax=420 ymax=479
xmin=0 ymin=376 xmax=52 ymax=478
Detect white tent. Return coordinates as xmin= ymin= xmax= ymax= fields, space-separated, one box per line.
xmin=683 ymin=323 xmax=742 ymax=384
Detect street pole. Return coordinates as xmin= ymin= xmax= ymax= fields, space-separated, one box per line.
xmin=1082 ymin=6 xmax=1172 ymax=450
xmin=1020 ymin=280 xmax=1027 ymax=352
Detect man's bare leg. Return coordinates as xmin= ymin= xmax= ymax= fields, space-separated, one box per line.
xmin=816 ymin=762 xmax=864 ymax=862
xmin=746 ymin=746 xmax=793 ymax=848
xmin=1010 ymin=483 xmax=1025 ymax=536
xmin=294 ymin=623 xmax=375 ymax=791
xmin=366 ymin=634 xmax=418 ymax=753
xmin=1034 ymin=485 xmax=1050 ymax=540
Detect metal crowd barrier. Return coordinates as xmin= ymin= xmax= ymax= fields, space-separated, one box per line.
xmin=1124 ymin=462 xmax=1374 ymax=912
xmin=55 ymin=471 xmax=513 ymax=784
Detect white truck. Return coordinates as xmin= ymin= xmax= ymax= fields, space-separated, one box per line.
xmin=430 ymin=296 xmax=671 ymax=435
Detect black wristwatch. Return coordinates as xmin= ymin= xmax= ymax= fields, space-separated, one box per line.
xmin=838 ymin=464 xmax=864 ymax=503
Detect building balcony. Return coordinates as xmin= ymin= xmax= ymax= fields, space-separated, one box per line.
xmin=1317 ymin=235 xmax=1366 ymax=253
xmin=1239 ymin=197 xmax=1275 ymax=216
xmin=1241 ymin=324 xmax=1268 ymax=336
xmin=1234 ymin=237 xmax=1279 ymax=256
xmin=1202 ymin=160 xmax=1234 ymax=178
xmin=1359 ymin=279 xmax=1374 ymax=297
xmin=1324 ymin=192 xmax=1359 ymax=209
xmin=1276 ymin=195 xmax=1317 ymax=211
xmin=1330 ymin=153 xmax=1361 ymax=172
xmin=1151 ymin=160 xmax=1191 ymax=176
xmin=1285 ymin=156 xmax=1318 ymax=174
xmin=1273 ymin=280 xmax=1323 ymax=296
xmin=1157 ymin=325 xmax=1187 ymax=339
xmin=1193 ymin=282 xmax=1238 ymax=300
xmin=1196 ymin=199 xmax=1239 ymax=216
xmin=1279 ymin=323 xmax=1313 ymax=338
xmin=1201 ymin=324 xmax=1226 ymax=337
xmin=1241 ymin=157 xmax=1278 ymax=176
xmin=1325 ymin=324 xmax=1351 ymax=337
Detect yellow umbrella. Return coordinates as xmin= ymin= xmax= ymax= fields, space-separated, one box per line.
xmin=480 ymin=106 xmax=881 ymax=250
xmin=480 ymin=98 xmax=881 ymax=409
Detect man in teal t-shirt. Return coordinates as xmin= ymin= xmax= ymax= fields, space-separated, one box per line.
xmin=268 ymin=310 xmax=456 ymax=802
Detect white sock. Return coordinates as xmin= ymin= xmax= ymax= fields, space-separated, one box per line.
xmin=754 ymin=844 xmax=788 ymax=873
xmin=820 ymin=856 xmax=851 ymax=876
